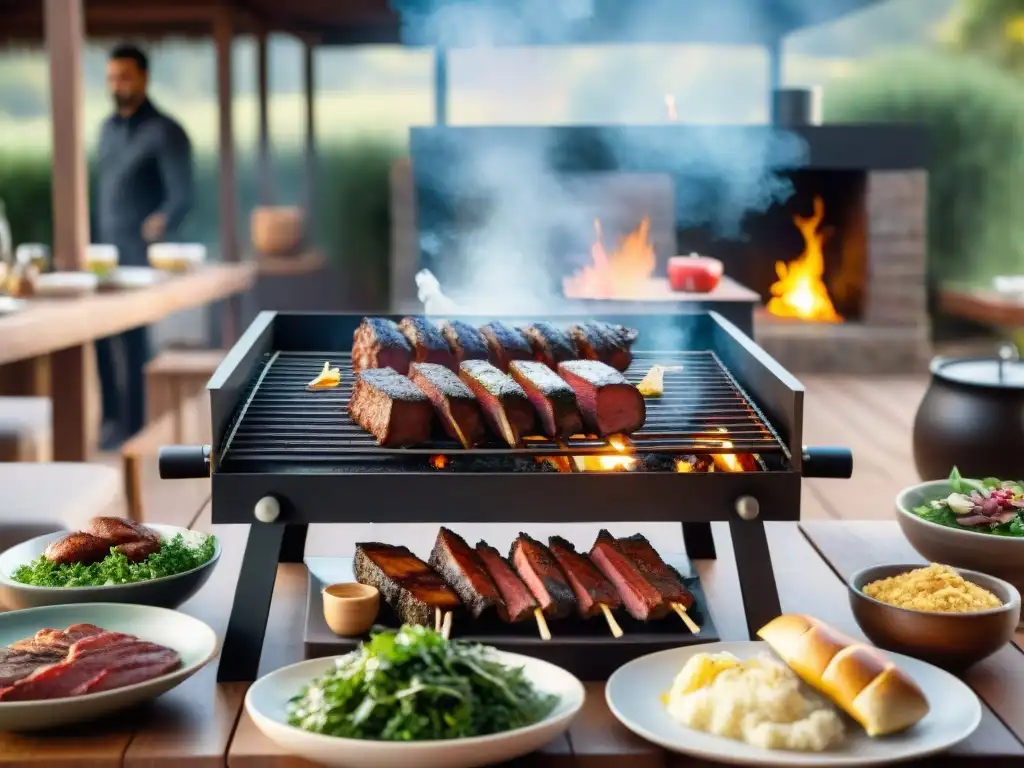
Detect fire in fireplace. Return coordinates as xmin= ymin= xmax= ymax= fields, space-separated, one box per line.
xmin=562 ymin=217 xmax=657 ymax=300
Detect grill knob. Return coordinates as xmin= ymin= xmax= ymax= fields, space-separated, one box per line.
xmin=254 ymin=496 xmax=281 ymax=524
xmin=735 ymin=495 xmax=760 ymax=521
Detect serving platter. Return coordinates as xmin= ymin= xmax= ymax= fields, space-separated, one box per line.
xmin=303 ymin=554 xmax=719 ymax=680
xmin=606 ymin=640 xmax=982 ymax=766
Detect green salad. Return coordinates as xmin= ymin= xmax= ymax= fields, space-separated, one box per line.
xmin=913 ymin=467 xmax=1024 ymax=537
xmin=287 ymin=624 xmax=558 ymax=741
xmin=11 ymin=532 xmax=217 ymax=587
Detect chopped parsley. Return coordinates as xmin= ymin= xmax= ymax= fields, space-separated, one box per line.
xmin=10 ymin=533 xmax=217 ymax=587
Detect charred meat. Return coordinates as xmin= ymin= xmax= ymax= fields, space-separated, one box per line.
xmin=509 ymin=533 xmax=575 ymax=620
xmin=84 ymin=517 xmax=158 ymax=545
xmin=508 ymin=360 xmax=582 ymax=439
xmin=43 ymin=533 xmax=113 ymax=566
xmin=408 ymin=362 xmax=485 ymax=448
xmin=399 ymin=316 xmax=458 ymax=371
xmin=616 ymin=533 xmax=695 ymax=610
xmin=439 ymin=320 xmax=493 ymax=365
xmin=0 ymin=624 xmax=106 ymax=688
xmin=475 ymin=542 xmax=538 ymax=623
xmin=348 ymin=368 xmax=434 ymax=447
xmin=352 ymin=317 xmax=413 ymax=374
xmin=458 ymin=360 xmax=536 ymax=447
xmin=557 ymin=360 xmax=646 ymax=436
xmin=589 ymin=530 xmax=668 ymax=620
xmin=568 ymin=322 xmax=635 ymax=372
xmin=43 ymin=520 xmax=162 ymax=567
xmin=521 ymin=322 xmax=576 ymax=369
xmin=428 ymin=527 xmax=504 ymax=618
xmin=479 ymin=322 xmax=533 ymax=371
xmin=354 ymin=543 xmax=461 ymax=626
xmin=547 ymin=536 xmax=622 ymax=618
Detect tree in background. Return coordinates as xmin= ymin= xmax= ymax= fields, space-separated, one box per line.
xmin=944 ymin=0 xmax=1024 ymax=70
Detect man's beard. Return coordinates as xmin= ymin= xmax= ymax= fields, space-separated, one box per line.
xmin=113 ymin=93 xmax=140 ymax=110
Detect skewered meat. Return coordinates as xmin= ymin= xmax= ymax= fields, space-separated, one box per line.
xmin=352 ymin=317 xmax=413 ymax=374
xmin=85 ymin=517 xmax=159 ymax=545
xmin=399 ymin=316 xmax=458 ymax=371
xmin=569 ymin=322 xmax=635 ymax=372
xmin=616 ymin=533 xmax=695 ymax=610
xmin=43 ymin=533 xmax=113 ymax=566
xmin=475 ymin=542 xmax=538 ymax=623
xmin=557 ymin=360 xmax=646 ymax=436
xmin=459 ymin=360 xmax=536 ymax=447
xmin=428 ymin=527 xmax=504 ymax=618
xmin=548 ymin=536 xmax=622 ymax=618
xmin=348 ymin=368 xmax=434 ymax=447
xmin=508 ymin=360 xmax=582 ymax=439
xmin=509 ymin=533 xmax=575 ymax=620
xmin=521 ymin=322 xmax=576 ymax=369
xmin=589 ymin=529 xmax=668 ymax=620
xmin=408 ymin=363 xmax=485 ymax=448
xmin=354 ymin=543 xmax=461 ymax=626
xmin=439 ymin=320 xmax=493 ymax=365
xmin=479 ymin=322 xmax=533 ymax=371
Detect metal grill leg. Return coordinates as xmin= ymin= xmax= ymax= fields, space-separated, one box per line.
xmin=218 ymin=523 xmax=286 ymax=682
xmin=280 ymin=524 xmax=308 ymax=563
xmin=729 ymin=520 xmax=782 ymax=640
xmin=682 ymin=522 xmax=716 ymax=560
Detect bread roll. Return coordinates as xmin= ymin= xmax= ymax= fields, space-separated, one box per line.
xmin=757 ymin=614 xmax=929 ymax=737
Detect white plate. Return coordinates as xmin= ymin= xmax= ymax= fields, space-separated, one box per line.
xmin=104 ymin=266 xmax=165 ymax=289
xmin=0 ymin=296 xmax=26 ymax=315
xmin=246 ymin=650 xmax=585 ymax=768
xmin=606 ymin=641 xmax=981 ymax=767
xmin=0 ymin=602 xmax=219 ymax=731
xmin=33 ymin=271 xmax=98 ymax=297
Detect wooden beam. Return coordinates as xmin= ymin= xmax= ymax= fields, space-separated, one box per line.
xmin=303 ymin=39 xmax=316 ymax=223
xmin=256 ymin=29 xmax=272 ymax=204
xmin=214 ymin=7 xmax=238 ymax=264
xmin=44 ymin=0 xmax=89 ymax=271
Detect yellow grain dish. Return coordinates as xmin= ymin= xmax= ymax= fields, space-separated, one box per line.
xmin=862 ymin=563 xmax=1002 ymax=613
xmin=665 ymin=651 xmax=845 ymax=752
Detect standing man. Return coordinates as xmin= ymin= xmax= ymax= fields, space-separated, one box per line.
xmin=94 ymin=44 xmax=194 ymax=448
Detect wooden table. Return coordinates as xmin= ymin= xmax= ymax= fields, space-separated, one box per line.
xmin=0 ymin=263 xmax=255 ymax=461
xmin=4 ymin=516 xmax=1024 ymax=767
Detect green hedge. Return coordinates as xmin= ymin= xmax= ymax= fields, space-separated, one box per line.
xmin=0 ymin=138 xmax=402 ymax=307
xmin=824 ymin=49 xmax=1024 ymax=287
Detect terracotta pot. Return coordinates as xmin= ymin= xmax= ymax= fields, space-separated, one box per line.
xmin=912 ymin=352 xmax=1024 ymax=481
xmin=251 ymin=206 xmax=305 ymax=256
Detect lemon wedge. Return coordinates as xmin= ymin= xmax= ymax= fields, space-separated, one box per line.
xmin=306 ymin=361 xmax=341 ymax=391
xmin=637 ymin=365 xmax=682 ymax=397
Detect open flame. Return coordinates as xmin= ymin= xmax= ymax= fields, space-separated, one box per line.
xmin=766 ymin=196 xmax=843 ymax=323
xmin=430 ymin=455 xmax=448 ymax=470
xmin=574 ymin=435 xmax=637 ymax=472
xmin=563 ymin=218 xmax=657 ymax=300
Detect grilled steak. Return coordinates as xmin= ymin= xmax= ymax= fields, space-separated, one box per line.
xmin=354 ymin=543 xmax=461 ymax=626
xmin=0 ymin=649 xmax=66 ymax=687
xmin=439 ymin=320 xmax=493 ymax=365
xmin=348 ymin=368 xmax=434 ymax=447
xmin=589 ymin=529 xmax=668 ymax=620
xmin=557 ymin=360 xmax=646 ymax=436
xmin=479 ymin=322 xmax=533 ymax=371
xmin=352 ymin=317 xmax=413 ymax=374
xmin=509 ymin=533 xmax=575 ymax=620
xmin=459 ymin=360 xmax=536 ymax=447
xmin=10 ymin=624 xmax=106 ymax=654
xmin=616 ymin=533 xmax=695 ymax=609
xmin=428 ymin=528 xmax=504 ymax=618
xmin=521 ymin=322 xmax=576 ymax=369
xmin=475 ymin=542 xmax=538 ymax=623
xmin=569 ymin=322 xmax=635 ymax=372
xmin=548 ymin=536 xmax=622 ymax=618
xmin=399 ymin=316 xmax=458 ymax=371
xmin=508 ymin=360 xmax=582 ymax=439
xmin=408 ymin=363 xmax=485 ymax=448
xmin=44 ymin=532 xmax=113 ymax=566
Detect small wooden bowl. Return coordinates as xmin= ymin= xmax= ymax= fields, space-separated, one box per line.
xmin=321 ymin=583 xmax=380 ymax=637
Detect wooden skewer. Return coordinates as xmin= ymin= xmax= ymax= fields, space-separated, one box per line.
xmin=533 ymin=608 xmax=552 ymax=641
xmin=600 ymin=604 xmax=624 ymax=639
xmin=440 ymin=610 xmax=453 ymax=640
xmin=672 ymin=602 xmax=700 ymax=634
xmin=435 ymin=607 xmax=442 ymax=632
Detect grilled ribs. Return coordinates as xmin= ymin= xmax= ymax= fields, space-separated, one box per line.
xmin=510 ymin=533 xmax=575 ymax=620
xmin=408 ymin=362 xmax=485 ymax=448
xmin=508 ymin=360 xmax=582 ymax=439
xmin=439 ymin=320 xmax=493 ymax=365
xmin=568 ymin=322 xmax=636 ymax=372
xmin=458 ymin=360 xmax=536 ymax=447
xmin=355 ymin=543 xmax=461 ymax=626
xmin=548 ymin=536 xmax=622 ymax=618
xmin=589 ymin=530 xmax=668 ymax=620
xmin=475 ymin=542 xmax=538 ymax=623
xmin=479 ymin=322 xmax=533 ymax=371
xmin=399 ymin=316 xmax=458 ymax=371
xmin=616 ymin=533 xmax=695 ymax=610
xmin=428 ymin=528 xmax=504 ymax=618
xmin=348 ymin=368 xmax=434 ymax=447
xmin=352 ymin=317 xmax=413 ymax=374
xmin=521 ymin=322 xmax=576 ymax=369
xmin=557 ymin=360 xmax=646 ymax=436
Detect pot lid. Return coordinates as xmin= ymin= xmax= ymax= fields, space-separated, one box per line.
xmin=931 ymin=345 xmax=1024 ymax=389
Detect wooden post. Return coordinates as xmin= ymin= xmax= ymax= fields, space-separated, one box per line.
xmin=302 ymin=38 xmax=316 ymax=223
xmin=256 ymin=29 xmax=272 ymax=204
xmin=214 ymin=7 xmax=239 ymax=343
xmin=44 ymin=0 xmax=89 ymax=270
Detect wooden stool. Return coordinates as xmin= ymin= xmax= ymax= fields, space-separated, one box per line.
xmin=0 ymin=397 xmax=52 ymax=462
xmin=144 ymin=349 xmax=225 ymax=443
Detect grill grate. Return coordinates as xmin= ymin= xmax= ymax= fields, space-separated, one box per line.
xmin=218 ymin=350 xmax=788 ymax=466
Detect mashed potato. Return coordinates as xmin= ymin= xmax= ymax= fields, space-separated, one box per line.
xmin=666 ymin=652 xmax=845 ymax=751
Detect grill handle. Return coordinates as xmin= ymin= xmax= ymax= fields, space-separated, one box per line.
xmin=801 ymin=446 xmax=853 ymax=479
xmin=159 ymin=445 xmax=212 ymax=479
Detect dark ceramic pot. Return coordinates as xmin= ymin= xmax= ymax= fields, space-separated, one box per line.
xmin=913 ymin=352 xmax=1024 ymax=481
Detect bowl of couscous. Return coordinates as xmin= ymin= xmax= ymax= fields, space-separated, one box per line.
xmin=848 ymin=563 xmax=1020 ymax=670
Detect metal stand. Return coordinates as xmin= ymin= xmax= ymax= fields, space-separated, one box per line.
xmin=280 ymin=524 xmax=308 ymax=563
xmin=729 ymin=519 xmax=783 ymax=640
xmin=681 ymin=522 xmax=716 ymax=560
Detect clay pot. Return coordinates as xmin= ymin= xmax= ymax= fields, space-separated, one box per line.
xmin=912 ymin=350 xmax=1024 ymax=481
xmin=251 ymin=206 xmax=305 ymax=256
